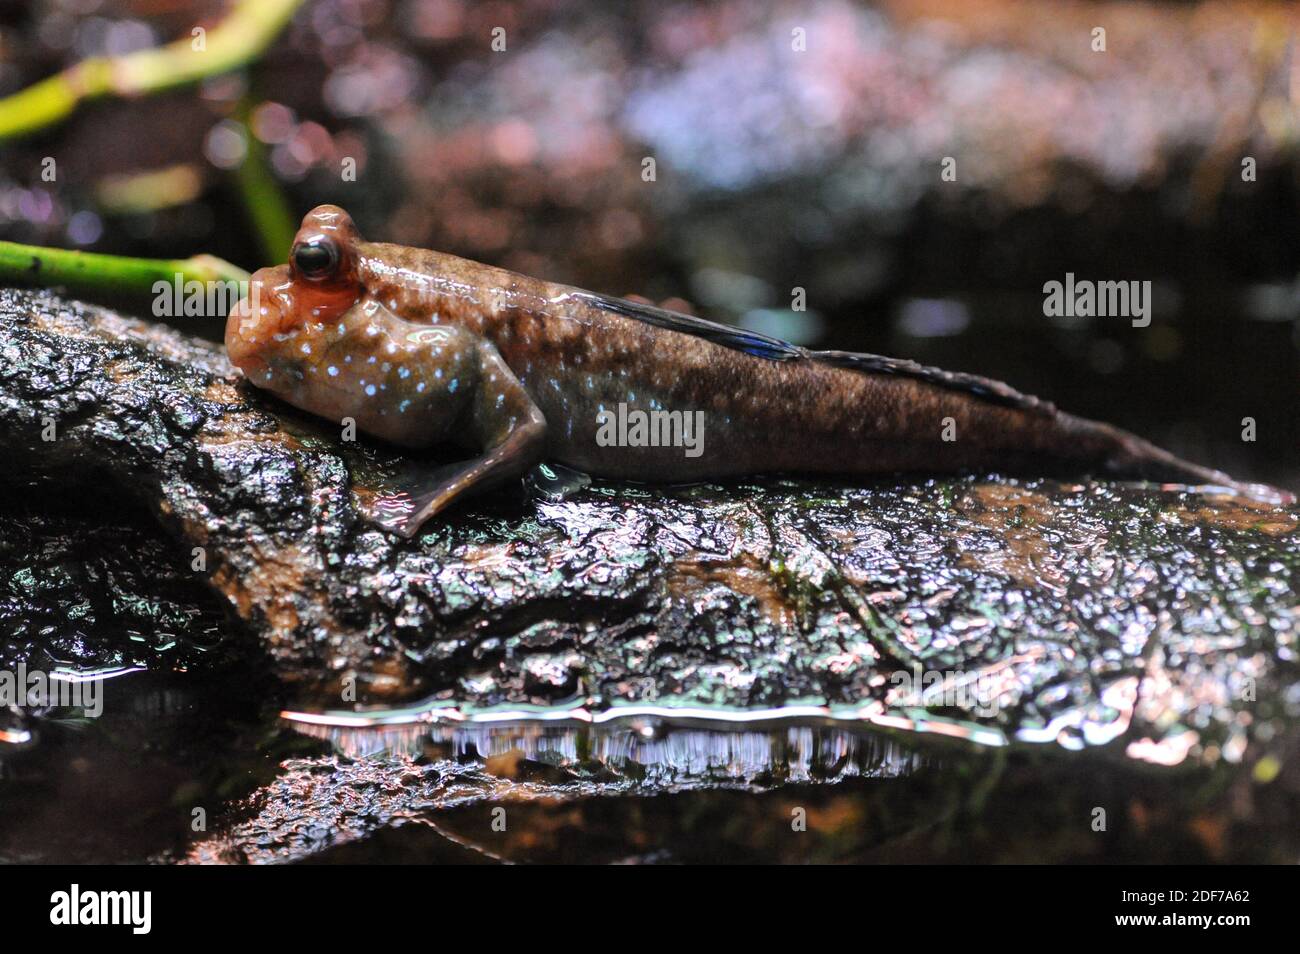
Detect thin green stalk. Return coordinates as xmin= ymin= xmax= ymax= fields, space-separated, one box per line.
xmin=233 ymin=113 xmax=297 ymax=262
xmin=0 ymin=240 xmax=249 ymax=295
xmin=0 ymin=0 xmax=306 ymax=140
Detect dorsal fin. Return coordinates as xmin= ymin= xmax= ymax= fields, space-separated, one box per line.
xmin=576 ymin=291 xmax=802 ymax=361
xmin=814 ymin=350 xmax=1055 ymax=415
xmin=581 ymin=290 xmax=1053 ymax=415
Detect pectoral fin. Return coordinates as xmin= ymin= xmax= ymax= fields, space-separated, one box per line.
xmin=360 ymin=458 xmax=490 ymax=537
xmin=362 ymin=340 xmax=548 ymax=538
xmin=362 ymin=437 xmax=534 ymax=538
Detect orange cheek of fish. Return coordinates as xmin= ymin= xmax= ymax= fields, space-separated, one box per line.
xmin=292 ymin=281 xmax=360 ymax=327
xmin=226 ymin=266 xmax=361 ymax=379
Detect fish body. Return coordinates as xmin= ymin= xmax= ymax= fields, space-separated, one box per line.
xmin=225 ymin=205 xmax=1284 ymax=536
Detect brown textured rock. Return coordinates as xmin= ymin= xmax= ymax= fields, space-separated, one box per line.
xmin=0 ymin=287 xmax=1297 ymax=773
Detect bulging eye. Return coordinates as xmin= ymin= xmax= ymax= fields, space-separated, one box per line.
xmin=292 ymin=239 xmax=340 ymax=280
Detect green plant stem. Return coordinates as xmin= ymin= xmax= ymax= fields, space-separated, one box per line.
xmin=233 ymin=111 xmax=298 ymax=262
xmin=0 ymin=0 xmax=306 ymax=140
xmin=0 ymin=241 xmax=249 ymax=295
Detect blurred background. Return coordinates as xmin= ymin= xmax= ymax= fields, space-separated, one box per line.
xmin=0 ymin=0 xmax=1296 ymax=487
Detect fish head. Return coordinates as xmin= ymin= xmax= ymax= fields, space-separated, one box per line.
xmin=225 ymin=204 xmax=367 ymax=386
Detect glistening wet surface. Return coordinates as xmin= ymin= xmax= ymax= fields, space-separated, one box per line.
xmin=5 ymin=674 xmax=1300 ymax=864
xmin=0 ymin=292 xmax=1296 ymax=863
xmin=0 ymin=469 xmax=1297 ymax=863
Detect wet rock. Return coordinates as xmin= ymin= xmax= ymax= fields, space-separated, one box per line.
xmin=0 ymin=288 xmax=1297 ymax=774
xmin=0 ymin=498 xmax=232 ymax=674
xmin=0 ymin=489 xmax=242 ymax=747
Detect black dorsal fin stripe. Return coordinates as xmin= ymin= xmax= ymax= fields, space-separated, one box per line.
xmin=578 ymin=292 xmax=803 ymax=361
xmin=813 ymin=350 xmax=1055 ymax=415
xmin=583 ymin=291 xmax=1052 ymax=415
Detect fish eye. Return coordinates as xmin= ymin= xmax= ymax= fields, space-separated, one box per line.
xmin=292 ymin=239 xmax=340 ymax=280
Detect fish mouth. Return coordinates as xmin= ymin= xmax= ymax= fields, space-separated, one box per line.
xmin=225 ymin=264 xmax=291 ymax=375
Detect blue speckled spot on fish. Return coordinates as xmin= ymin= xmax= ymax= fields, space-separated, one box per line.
xmin=327 ymin=366 xmax=339 ymax=377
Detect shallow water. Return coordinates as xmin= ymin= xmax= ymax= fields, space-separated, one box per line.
xmin=4 ymin=666 xmax=1300 ymax=863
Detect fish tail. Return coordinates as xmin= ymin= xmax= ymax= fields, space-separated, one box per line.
xmin=810 ymin=348 xmax=1292 ymax=504
xmin=1061 ymin=413 xmax=1295 ymax=504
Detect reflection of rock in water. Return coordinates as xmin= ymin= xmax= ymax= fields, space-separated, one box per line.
xmin=170 ymin=721 xmax=1300 ymax=864
xmin=287 ymin=718 xmax=921 ymax=787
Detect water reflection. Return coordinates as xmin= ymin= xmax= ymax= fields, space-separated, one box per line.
xmin=286 ymin=711 xmax=923 ymax=785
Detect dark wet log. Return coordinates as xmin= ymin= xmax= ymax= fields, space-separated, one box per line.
xmin=0 ymin=497 xmax=233 ymax=681
xmin=0 ymin=288 xmax=1297 ymax=769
